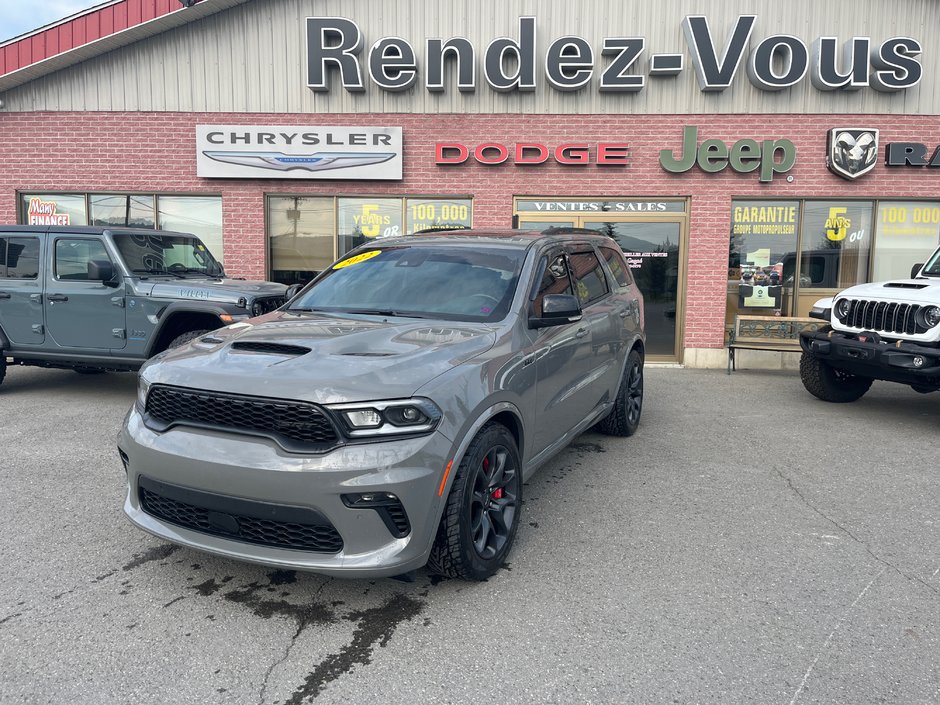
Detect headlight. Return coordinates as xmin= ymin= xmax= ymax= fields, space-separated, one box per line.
xmin=136 ymin=375 xmax=152 ymax=412
xmin=329 ymin=398 xmax=442 ymax=438
xmin=921 ymin=305 xmax=940 ymax=328
xmin=251 ymin=301 xmax=264 ymax=317
xmin=834 ymin=298 xmax=852 ymax=322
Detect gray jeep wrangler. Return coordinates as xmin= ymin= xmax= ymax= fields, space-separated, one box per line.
xmin=0 ymin=225 xmax=287 ymax=387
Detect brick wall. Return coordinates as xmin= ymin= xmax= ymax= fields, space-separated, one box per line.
xmin=2 ymin=111 xmax=939 ymax=351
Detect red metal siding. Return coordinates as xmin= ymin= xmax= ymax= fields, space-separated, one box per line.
xmin=0 ymin=0 xmax=184 ymax=77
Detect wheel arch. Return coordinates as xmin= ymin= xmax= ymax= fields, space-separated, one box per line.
xmin=148 ymin=307 xmax=227 ymax=355
xmin=437 ymin=401 xmax=525 ymax=504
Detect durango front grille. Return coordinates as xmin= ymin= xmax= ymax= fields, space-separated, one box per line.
xmin=138 ymin=476 xmax=343 ymax=553
xmin=144 ymin=385 xmax=340 ymax=452
xmin=843 ymin=299 xmax=930 ymax=336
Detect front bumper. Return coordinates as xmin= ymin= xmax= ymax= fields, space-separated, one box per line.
xmin=800 ymin=329 xmax=940 ymax=384
xmin=118 ymin=407 xmax=456 ymax=578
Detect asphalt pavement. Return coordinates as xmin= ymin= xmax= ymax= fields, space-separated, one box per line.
xmin=0 ymin=364 xmax=937 ymax=705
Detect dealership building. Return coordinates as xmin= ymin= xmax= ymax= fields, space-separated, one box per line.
xmin=1 ymin=0 xmax=939 ymax=364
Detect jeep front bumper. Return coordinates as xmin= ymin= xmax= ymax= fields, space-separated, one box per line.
xmin=800 ymin=329 xmax=940 ymax=384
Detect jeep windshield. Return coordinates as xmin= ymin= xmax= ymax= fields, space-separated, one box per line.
xmin=921 ymin=248 xmax=940 ymax=277
xmin=288 ymin=245 xmax=526 ymax=322
xmin=112 ymin=232 xmax=223 ymax=277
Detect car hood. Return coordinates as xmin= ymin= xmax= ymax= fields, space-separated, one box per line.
xmin=140 ymin=278 xmax=287 ymax=303
xmin=143 ymin=311 xmax=497 ymax=404
xmin=836 ymin=277 xmax=940 ymax=303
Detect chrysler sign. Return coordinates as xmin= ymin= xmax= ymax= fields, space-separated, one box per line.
xmin=196 ymin=125 xmax=403 ymax=179
xmin=306 ymin=16 xmax=922 ymax=95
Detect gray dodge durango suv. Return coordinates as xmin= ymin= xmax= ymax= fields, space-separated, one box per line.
xmin=119 ymin=228 xmax=646 ymax=580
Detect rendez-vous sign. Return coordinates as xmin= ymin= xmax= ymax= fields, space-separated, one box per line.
xmin=306 ymin=16 xmax=921 ymax=95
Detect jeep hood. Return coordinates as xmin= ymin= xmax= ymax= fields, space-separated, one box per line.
xmin=143 ymin=311 xmax=497 ymax=404
xmin=139 ymin=278 xmax=287 ymax=304
xmin=835 ymin=278 xmax=940 ymax=303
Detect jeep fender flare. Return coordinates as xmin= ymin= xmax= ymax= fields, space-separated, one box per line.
xmin=0 ymin=323 xmax=9 ymax=352
xmin=146 ymin=302 xmax=245 ymax=356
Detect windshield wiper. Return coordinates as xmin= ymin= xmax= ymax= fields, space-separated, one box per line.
xmin=340 ymin=308 xmax=430 ymax=318
xmin=131 ymin=268 xmax=185 ymax=279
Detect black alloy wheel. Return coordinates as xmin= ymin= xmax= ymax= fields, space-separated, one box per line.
xmin=596 ymin=348 xmax=644 ymax=437
xmin=428 ymin=422 xmax=522 ymax=580
xmin=469 ymin=445 xmax=519 ymax=560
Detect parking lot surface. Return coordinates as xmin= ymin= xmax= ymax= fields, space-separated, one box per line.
xmin=0 ymin=365 xmax=937 ymax=705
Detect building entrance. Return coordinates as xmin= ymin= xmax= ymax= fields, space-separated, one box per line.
xmin=515 ymin=198 xmax=688 ymax=361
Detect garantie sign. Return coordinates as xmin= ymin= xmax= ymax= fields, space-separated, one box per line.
xmin=306 ymin=16 xmax=922 ymax=95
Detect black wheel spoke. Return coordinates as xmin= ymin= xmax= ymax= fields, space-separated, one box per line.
xmin=474 ymin=513 xmax=493 ymax=554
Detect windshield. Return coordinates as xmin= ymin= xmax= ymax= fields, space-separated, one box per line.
xmin=922 ymin=248 xmax=940 ymax=277
xmin=112 ymin=232 xmax=222 ymax=276
xmin=289 ymin=245 xmax=526 ymax=322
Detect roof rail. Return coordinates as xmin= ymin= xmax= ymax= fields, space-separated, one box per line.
xmin=412 ymin=226 xmax=470 ymax=234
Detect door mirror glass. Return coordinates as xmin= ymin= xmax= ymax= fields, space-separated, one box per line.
xmin=530 ymin=293 xmax=582 ymax=328
xmin=87 ymin=259 xmax=114 ymax=283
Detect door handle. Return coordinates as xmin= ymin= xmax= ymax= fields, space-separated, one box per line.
xmin=47 ymin=294 xmax=69 ymax=303
xmin=575 ymin=327 xmax=588 ymax=339
xmin=0 ymin=292 xmax=11 ymax=300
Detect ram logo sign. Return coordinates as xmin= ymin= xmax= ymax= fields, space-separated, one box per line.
xmin=827 ymin=128 xmax=879 ymax=180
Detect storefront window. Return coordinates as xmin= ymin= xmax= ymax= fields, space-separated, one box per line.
xmin=20 ymin=194 xmax=87 ymax=226
xmin=19 ymin=193 xmax=224 ymax=262
xmin=406 ymin=198 xmax=472 ymax=234
xmin=90 ymin=194 xmax=155 ymax=229
xmin=268 ymin=196 xmax=334 ymax=285
xmin=799 ymin=201 xmax=873 ymax=290
xmin=156 ymin=196 xmax=223 ymax=263
xmin=727 ymin=200 xmax=800 ymax=320
xmin=874 ymin=201 xmax=940 ymax=279
xmin=337 ymin=198 xmax=403 ymax=256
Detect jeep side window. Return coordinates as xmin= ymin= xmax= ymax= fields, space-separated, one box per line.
xmin=568 ymin=250 xmax=610 ymax=306
xmin=598 ymin=245 xmax=633 ymax=288
xmin=531 ymin=251 xmax=574 ymax=317
xmin=0 ymin=236 xmax=40 ymax=279
xmin=55 ymin=239 xmax=112 ymax=281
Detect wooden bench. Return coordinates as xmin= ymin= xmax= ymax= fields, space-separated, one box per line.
xmin=727 ymin=315 xmax=826 ymax=373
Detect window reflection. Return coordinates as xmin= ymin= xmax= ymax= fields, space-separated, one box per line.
xmin=268 ymin=196 xmax=334 ymax=285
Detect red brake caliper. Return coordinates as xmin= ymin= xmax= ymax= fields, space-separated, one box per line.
xmin=484 ymin=456 xmax=503 ymax=499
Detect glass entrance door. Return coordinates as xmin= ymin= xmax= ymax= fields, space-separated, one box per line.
xmin=580 ymin=219 xmax=682 ymax=359
xmin=516 ymin=212 xmax=686 ymax=361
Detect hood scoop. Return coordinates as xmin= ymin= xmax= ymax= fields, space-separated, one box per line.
xmin=231 ymin=341 xmax=311 ymax=356
xmin=883 ymin=282 xmax=928 ymax=289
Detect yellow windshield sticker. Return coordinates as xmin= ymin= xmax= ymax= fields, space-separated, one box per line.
xmin=333 ymin=250 xmax=382 ymax=269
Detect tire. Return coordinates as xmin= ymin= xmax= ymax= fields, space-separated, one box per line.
xmin=595 ymin=348 xmax=644 ymax=437
xmin=428 ymin=422 xmax=522 ymax=581
xmin=799 ymin=352 xmax=873 ymax=403
xmin=167 ymin=329 xmax=210 ymax=349
xmin=0 ymin=355 xmax=6 ymax=389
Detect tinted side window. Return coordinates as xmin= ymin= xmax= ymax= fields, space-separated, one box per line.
xmin=0 ymin=236 xmax=41 ymax=279
xmin=599 ymin=245 xmax=633 ymax=287
xmin=569 ymin=250 xmax=609 ymax=306
xmin=55 ymin=239 xmax=111 ymax=281
xmin=531 ymin=251 xmax=574 ymax=317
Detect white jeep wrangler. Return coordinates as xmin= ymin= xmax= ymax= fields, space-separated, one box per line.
xmin=799 ymin=245 xmax=940 ymax=402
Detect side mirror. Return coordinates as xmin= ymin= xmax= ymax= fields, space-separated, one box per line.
xmin=911 ymin=263 xmax=924 ymax=279
xmin=285 ymin=283 xmax=304 ymax=300
xmin=529 ymin=293 xmax=583 ymax=329
xmin=87 ymin=259 xmax=115 ymax=284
